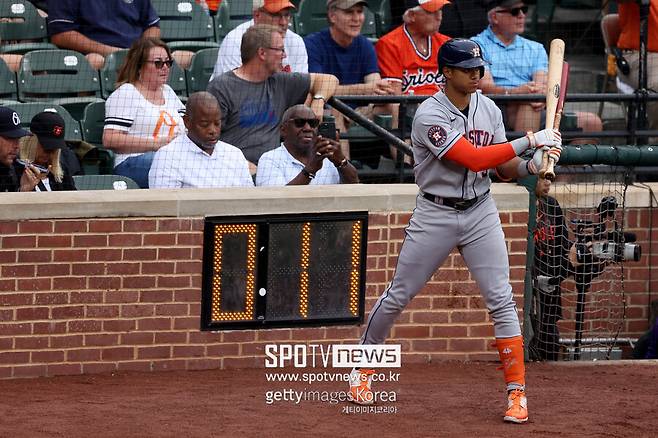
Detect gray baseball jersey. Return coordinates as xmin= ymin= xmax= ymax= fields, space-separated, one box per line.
xmin=412 ymin=90 xmax=506 ymax=199
xmin=360 ymin=90 xmax=521 ymax=351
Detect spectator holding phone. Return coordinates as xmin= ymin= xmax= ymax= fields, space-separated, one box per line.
xmin=16 ymin=112 xmax=77 ymax=192
xmin=0 ymin=106 xmax=33 ymax=192
xmin=256 ymin=104 xmax=358 ymax=185
xmin=103 ymin=37 xmax=185 ymax=188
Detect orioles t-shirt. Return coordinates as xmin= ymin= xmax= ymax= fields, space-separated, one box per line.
xmin=376 ymin=25 xmax=451 ymax=95
xmin=104 ymin=83 xmax=185 ymax=167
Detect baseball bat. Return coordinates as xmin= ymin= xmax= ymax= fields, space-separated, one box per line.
xmin=538 ymin=39 xmax=565 ymax=180
xmin=542 ymin=61 xmax=570 ymax=181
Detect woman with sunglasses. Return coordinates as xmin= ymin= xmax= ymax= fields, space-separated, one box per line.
xmin=103 ymin=37 xmax=185 ymax=188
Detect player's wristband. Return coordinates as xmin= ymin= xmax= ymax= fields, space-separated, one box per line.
xmin=526 ymin=131 xmax=537 ymax=148
xmin=301 ymin=168 xmax=316 ymax=180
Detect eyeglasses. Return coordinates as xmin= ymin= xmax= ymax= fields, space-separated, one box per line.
xmin=289 ymin=118 xmax=320 ymax=128
xmin=260 ymin=8 xmax=292 ymax=19
xmin=268 ymin=46 xmax=286 ymax=54
xmin=496 ymin=5 xmax=528 ymax=17
xmin=145 ymin=59 xmax=174 ymax=69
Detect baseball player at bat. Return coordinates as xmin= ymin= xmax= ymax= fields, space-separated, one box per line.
xmin=349 ymin=38 xmax=562 ymax=423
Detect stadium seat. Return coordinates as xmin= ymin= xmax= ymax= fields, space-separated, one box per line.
xmin=295 ymin=0 xmax=328 ymax=36
xmin=362 ymin=8 xmax=378 ymax=43
xmin=224 ymin=0 xmax=255 ymax=33
xmin=0 ymin=0 xmax=57 ymax=55
xmin=80 ymin=101 xmax=105 ymax=146
xmin=17 ymin=49 xmax=102 ymax=120
xmin=213 ymin=2 xmax=231 ymax=42
xmin=372 ymin=0 xmax=392 ymax=37
xmin=0 ymin=58 xmax=17 ymax=100
xmin=99 ymin=50 xmax=128 ymax=99
xmin=12 ymin=102 xmax=82 ymax=141
xmin=99 ymin=49 xmax=187 ymax=100
xmin=73 ymin=174 xmax=139 ymax=190
xmin=185 ymin=48 xmax=219 ymax=93
xmin=151 ymin=0 xmax=219 ymax=52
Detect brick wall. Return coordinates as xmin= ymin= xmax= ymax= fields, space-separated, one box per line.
xmin=0 ymin=209 xmax=654 ymax=379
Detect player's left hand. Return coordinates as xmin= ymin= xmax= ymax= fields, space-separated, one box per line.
xmin=533 ymin=128 xmax=561 ymax=148
xmin=528 ymin=147 xmax=546 ymax=174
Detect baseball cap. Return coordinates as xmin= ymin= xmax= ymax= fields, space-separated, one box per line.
xmin=405 ymin=0 xmax=450 ymax=12
xmin=0 ymin=106 xmax=29 ymax=138
xmin=29 ymin=111 xmax=66 ymax=150
xmin=327 ymin=0 xmax=369 ymax=9
xmin=485 ymin=0 xmax=523 ymax=10
xmin=258 ymin=0 xmax=296 ymax=13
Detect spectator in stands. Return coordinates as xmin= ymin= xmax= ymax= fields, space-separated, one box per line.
xmin=47 ymin=0 xmax=161 ymax=70
xmin=377 ymin=0 xmax=451 ymax=97
xmin=617 ymin=0 xmax=658 ymax=134
xmin=15 ymin=112 xmax=77 ymax=191
xmin=149 ymin=92 xmax=253 ymax=188
xmin=439 ymin=0 xmax=489 ymax=38
xmin=0 ymin=106 xmax=31 ymax=192
xmin=304 ymin=0 xmax=395 ymax=159
xmin=472 ymin=0 xmax=602 ymax=140
xmin=103 ymin=37 xmax=185 ymax=189
xmin=207 ymin=24 xmax=338 ymax=171
xmin=257 ymin=104 xmax=358 ymax=185
xmin=210 ymin=0 xmax=308 ymax=80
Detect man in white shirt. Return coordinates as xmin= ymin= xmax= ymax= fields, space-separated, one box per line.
xmin=256 ymin=104 xmax=358 ymax=186
xmin=210 ymin=0 xmax=308 ymax=80
xmin=149 ymin=92 xmax=254 ymax=188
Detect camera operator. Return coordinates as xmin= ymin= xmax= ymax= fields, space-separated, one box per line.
xmin=531 ymin=176 xmax=571 ymax=361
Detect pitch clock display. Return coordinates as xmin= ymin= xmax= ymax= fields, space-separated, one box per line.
xmin=200 ymin=212 xmax=368 ymax=330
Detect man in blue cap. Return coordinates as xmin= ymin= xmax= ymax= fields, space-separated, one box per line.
xmin=0 ymin=106 xmax=35 ymax=192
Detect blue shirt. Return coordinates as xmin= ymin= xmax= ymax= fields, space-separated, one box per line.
xmin=471 ymin=26 xmax=548 ymax=88
xmin=304 ymin=29 xmax=379 ymax=85
xmin=47 ymin=0 xmax=160 ymax=49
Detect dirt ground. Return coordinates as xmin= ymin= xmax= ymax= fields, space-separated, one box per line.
xmin=1 ymin=361 xmax=657 ymax=438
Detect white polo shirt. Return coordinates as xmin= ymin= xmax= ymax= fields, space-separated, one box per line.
xmin=149 ymin=135 xmax=254 ymax=188
xmin=210 ymin=19 xmax=309 ymax=80
xmin=255 ymin=144 xmax=340 ymax=186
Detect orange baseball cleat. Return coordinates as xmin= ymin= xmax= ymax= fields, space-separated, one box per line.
xmin=504 ymin=389 xmax=529 ymax=423
xmin=349 ymin=368 xmax=375 ymax=405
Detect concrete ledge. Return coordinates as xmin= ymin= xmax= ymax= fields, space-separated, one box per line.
xmin=0 ymin=183 xmax=533 ymax=220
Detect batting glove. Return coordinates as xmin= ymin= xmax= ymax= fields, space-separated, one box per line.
xmin=533 ymin=128 xmax=561 ymax=148
xmin=527 ymin=147 xmax=546 ymax=174
xmin=548 ymin=145 xmax=562 ymax=163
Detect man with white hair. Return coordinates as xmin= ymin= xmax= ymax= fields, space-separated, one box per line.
xmin=210 ymin=0 xmax=308 ymax=80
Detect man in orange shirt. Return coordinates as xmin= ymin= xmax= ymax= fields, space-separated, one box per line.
xmin=617 ymin=0 xmax=658 ymax=132
xmin=376 ymin=0 xmax=452 ymax=96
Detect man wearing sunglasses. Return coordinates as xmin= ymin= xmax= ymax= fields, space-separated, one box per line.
xmin=472 ymin=1 xmax=602 ymax=139
xmin=210 ymin=0 xmax=308 ymax=80
xmin=256 ymin=104 xmax=358 ymax=186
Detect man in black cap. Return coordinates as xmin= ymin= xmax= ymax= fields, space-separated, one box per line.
xmin=15 ymin=111 xmax=76 ymax=191
xmin=0 ymin=106 xmax=35 ymax=192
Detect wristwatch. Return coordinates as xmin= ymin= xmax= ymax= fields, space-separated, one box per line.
xmin=312 ymin=94 xmax=325 ymax=101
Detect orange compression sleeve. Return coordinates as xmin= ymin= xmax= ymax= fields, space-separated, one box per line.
xmin=442 ymin=137 xmax=516 ymax=172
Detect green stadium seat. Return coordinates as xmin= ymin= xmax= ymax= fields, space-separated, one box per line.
xmin=213 ymin=2 xmax=231 ymax=42
xmin=224 ymin=0 xmax=255 ymax=33
xmin=168 ymin=60 xmax=189 ymax=99
xmin=73 ymin=174 xmax=139 ymax=190
xmin=372 ymin=0 xmax=392 ymax=37
xmin=0 ymin=0 xmax=57 ymax=55
xmin=0 ymin=58 xmax=17 ymax=100
xmin=80 ymin=101 xmax=105 ymax=146
xmin=12 ymin=102 xmax=82 ymax=141
xmin=185 ymin=48 xmax=219 ymax=93
xmin=99 ymin=49 xmax=128 ymax=99
xmin=151 ymin=0 xmax=219 ymax=52
xmin=295 ymin=0 xmax=328 ymax=37
xmin=17 ymin=49 xmax=102 ymax=120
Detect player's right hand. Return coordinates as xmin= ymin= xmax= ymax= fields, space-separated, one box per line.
xmin=533 ymin=128 xmax=561 ymax=148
